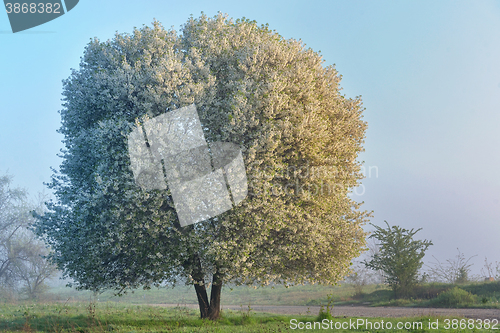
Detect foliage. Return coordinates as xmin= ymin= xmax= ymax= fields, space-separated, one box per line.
xmin=34 ymin=13 xmax=370 ymax=319
xmin=428 ymin=287 xmax=477 ymax=308
xmin=364 ymin=221 xmax=432 ymax=298
xmin=412 ymin=283 xmax=448 ymax=300
xmin=461 ymin=280 xmax=500 ymax=298
xmin=315 ymin=309 xmax=333 ymax=322
xmin=427 ymin=249 xmax=476 ymax=284
xmin=0 ymin=174 xmax=56 ymax=299
xmin=341 ymin=280 xmax=500 ymax=308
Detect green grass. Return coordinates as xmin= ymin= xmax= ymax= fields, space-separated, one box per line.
xmin=2 ymin=281 xmax=499 ymax=332
xmin=344 ymin=281 xmax=500 ymax=308
xmin=0 ymin=302 xmax=492 ymax=332
xmin=39 ymin=280 xmax=500 ymax=309
xmin=42 ymin=283 xmax=374 ymax=307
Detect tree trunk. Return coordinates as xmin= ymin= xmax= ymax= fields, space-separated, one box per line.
xmin=194 ymin=282 xmax=210 ymax=318
xmin=170 ymin=218 xmax=214 ymax=319
xmin=174 ymin=218 xmax=223 ymax=320
xmin=191 ymin=255 xmax=210 ymax=319
xmin=190 ymin=258 xmax=223 ymax=320
xmin=207 ymin=271 xmax=223 ymax=320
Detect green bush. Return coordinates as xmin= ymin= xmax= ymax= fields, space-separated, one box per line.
xmin=463 ymin=280 xmax=500 ymax=297
xmin=429 ymin=287 xmax=477 ymax=307
xmin=316 ymin=310 xmax=333 ymax=322
xmin=413 ymin=283 xmax=448 ymax=299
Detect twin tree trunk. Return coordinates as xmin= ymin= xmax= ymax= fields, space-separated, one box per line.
xmin=190 ymin=255 xmax=222 ymax=320
xmin=172 ymin=214 xmax=222 ymax=320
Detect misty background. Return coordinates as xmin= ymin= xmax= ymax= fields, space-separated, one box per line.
xmin=1 ymin=0 xmax=499 ymax=276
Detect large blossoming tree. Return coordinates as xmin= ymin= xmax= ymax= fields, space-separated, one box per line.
xmin=35 ymin=13 xmax=370 ymax=320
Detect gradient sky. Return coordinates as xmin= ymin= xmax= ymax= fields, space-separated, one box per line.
xmin=1 ymin=0 xmax=499 ymax=276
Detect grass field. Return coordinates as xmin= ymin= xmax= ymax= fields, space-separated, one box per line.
xmin=352 ymin=281 xmax=500 ymax=308
xmin=1 ymin=281 xmax=499 ymax=332
xmin=40 ymin=280 xmax=500 ymax=309
xmin=0 ymin=301 xmax=491 ymax=332
xmin=41 ymin=283 xmax=367 ymax=307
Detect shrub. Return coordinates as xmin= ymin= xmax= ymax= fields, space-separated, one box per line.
xmin=463 ymin=280 xmax=500 ymax=296
xmin=364 ymin=222 xmax=432 ymax=299
xmin=413 ymin=283 xmax=448 ymax=299
xmin=429 ymin=287 xmax=477 ymax=307
xmin=316 ymin=310 xmax=333 ymax=322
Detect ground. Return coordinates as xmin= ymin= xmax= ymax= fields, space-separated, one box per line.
xmin=152 ymin=303 xmax=500 ymax=320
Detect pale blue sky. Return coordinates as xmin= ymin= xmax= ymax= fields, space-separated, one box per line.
xmin=1 ymin=0 xmax=499 ymax=274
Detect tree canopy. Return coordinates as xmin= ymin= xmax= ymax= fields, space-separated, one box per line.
xmin=364 ymin=221 xmax=432 ymax=298
xmin=35 ymin=13 xmax=370 ymax=319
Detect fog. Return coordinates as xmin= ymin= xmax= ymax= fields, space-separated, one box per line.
xmin=1 ymin=1 xmax=499 ymax=277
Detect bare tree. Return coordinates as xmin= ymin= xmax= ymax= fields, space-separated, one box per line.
xmin=345 ymin=237 xmax=385 ymax=295
xmin=345 ymin=261 xmax=374 ymax=296
xmin=0 ymin=174 xmax=29 ymax=286
xmin=0 ymin=174 xmax=57 ymax=298
xmin=481 ymin=258 xmax=500 ymax=281
xmin=12 ymin=233 xmax=56 ymax=298
xmin=427 ymin=248 xmax=476 ymax=284
xmin=365 ymin=237 xmax=385 ymax=285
